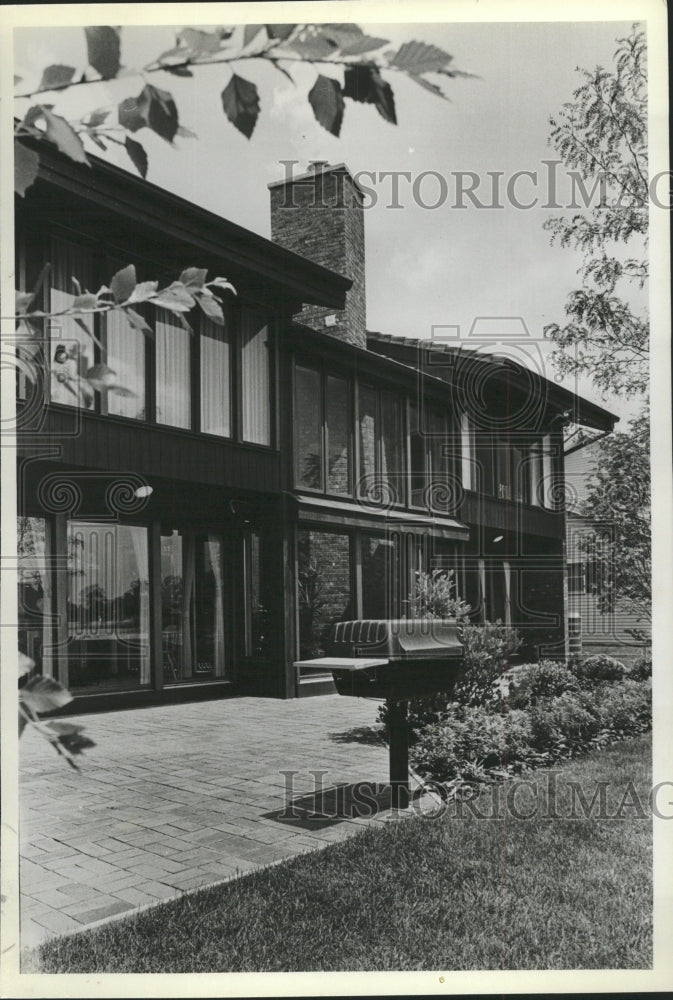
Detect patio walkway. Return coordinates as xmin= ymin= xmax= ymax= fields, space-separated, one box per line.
xmin=19 ymin=694 xmax=396 ymax=949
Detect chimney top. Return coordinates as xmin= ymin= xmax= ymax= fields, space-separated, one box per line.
xmin=268 ymin=161 xmax=365 ymax=196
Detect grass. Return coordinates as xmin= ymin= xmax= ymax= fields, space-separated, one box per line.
xmin=29 ymin=735 xmax=652 ymax=973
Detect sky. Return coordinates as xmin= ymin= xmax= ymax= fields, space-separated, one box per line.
xmin=14 ymin=17 xmax=647 ymax=424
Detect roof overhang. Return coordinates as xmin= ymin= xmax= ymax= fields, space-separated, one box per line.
xmin=19 ymin=139 xmax=351 ymax=311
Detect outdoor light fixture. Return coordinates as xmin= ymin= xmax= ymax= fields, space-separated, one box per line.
xmin=134 ymin=485 xmax=153 ymax=499
xmin=493 ymin=534 xmax=504 ymax=543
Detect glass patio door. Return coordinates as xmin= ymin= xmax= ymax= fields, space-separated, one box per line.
xmin=161 ymin=529 xmax=228 ymax=683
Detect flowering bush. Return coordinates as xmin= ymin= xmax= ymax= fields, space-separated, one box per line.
xmin=406 ymin=568 xmax=471 ymax=621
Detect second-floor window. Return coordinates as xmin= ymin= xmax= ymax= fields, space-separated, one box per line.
xmin=46 ymin=237 xmax=273 ymax=445
xmin=294 ymin=364 xmax=352 ymax=495
xmin=358 ymin=385 xmax=404 ymax=505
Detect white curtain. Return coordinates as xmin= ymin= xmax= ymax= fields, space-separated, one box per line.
xmin=181 ymin=533 xmax=195 ymax=677
xmin=156 ymin=309 xmax=191 ymax=428
xmin=17 ymin=517 xmax=53 ymax=675
xmin=200 ymin=317 xmax=231 ymax=436
xmin=240 ymin=309 xmax=270 ymax=445
xmin=478 ymin=558 xmax=487 ymax=621
xmin=50 ymin=241 xmax=94 ymax=407
xmin=207 ymin=536 xmax=226 ymax=678
xmin=128 ymin=525 xmax=151 ymax=685
xmin=106 ymin=309 xmax=145 ymax=419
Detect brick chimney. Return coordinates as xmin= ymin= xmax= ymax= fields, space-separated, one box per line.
xmin=268 ymin=161 xmax=366 ymax=349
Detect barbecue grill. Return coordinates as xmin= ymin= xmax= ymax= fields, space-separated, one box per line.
xmin=294 ymin=618 xmax=464 ymax=810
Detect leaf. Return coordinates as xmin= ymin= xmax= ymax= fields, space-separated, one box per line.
xmin=123 ymin=307 xmax=153 ymax=337
xmin=42 ymin=109 xmax=89 ymax=163
xmin=320 ymin=24 xmax=388 ymax=55
xmin=266 ymin=24 xmax=296 ymax=41
xmin=243 ymin=24 xmax=263 ymax=47
xmin=110 ymin=264 xmax=137 ymax=303
xmin=15 ymin=290 xmax=35 ymax=313
xmin=163 ymin=64 xmax=194 ymax=77
xmin=195 ymin=293 xmax=225 ymax=325
xmin=390 ymin=39 xmax=454 ymax=75
xmin=179 ymin=267 xmax=207 ymax=288
xmin=208 ymin=276 xmax=237 ymax=293
xmin=85 ymin=26 xmax=121 ymax=80
xmin=176 ymin=125 xmax=198 ymax=139
xmin=45 ymin=721 xmax=96 ymax=754
xmin=39 ymin=64 xmax=76 ymax=91
xmin=119 ymin=85 xmax=179 ymax=143
xmin=19 ymin=651 xmax=35 ymax=677
xmin=85 ymin=363 xmax=118 ymax=389
xmin=20 ymin=676 xmax=73 ymax=715
xmin=71 ymin=293 xmax=98 ymax=310
xmin=221 ymin=74 xmax=260 ymax=138
xmin=14 ymin=141 xmax=40 ymax=197
xmin=177 ymin=27 xmax=223 ymax=59
xmin=126 ymin=279 xmax=158 ymax=304
xmin=118 ymin=96 xmax=146 ymax=132
xmin=409 ymin=74 xmax=448 ymax=99
xmin=87 ymin=132 xmax=108 ymax=151
xmin=85 ymin=108 xmax=110 ymax=128
xmin=287 ymin=30 xmax=338 ymax=61
xmin=145 ymin=84 xmax=179 ymax=143
xmin=308 ymin=75 xmax=344 ymax=137
xmin=343 ymin=64 xmax=396 ymax=124
xmin=125 ymin=136 xmax=148 ymax=178
xmin=152 ymin=282 xmax=196 ymax=312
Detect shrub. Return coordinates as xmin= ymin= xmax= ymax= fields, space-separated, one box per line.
xmin=507 ymin=660 xmax=579 ymax=708
xmin=590 ymin=678 xmax=651 ymax=735
xmin=406 ymin=568 xmax=471 ymax=621
xmin=377 ymin=620 xmax=522 ymax=736
xmin=569 ymin=653 xmax=627 ymax=686
xmin=410 ymin=678 xmax=652 ymax=784
xmin=528 ymin=692 xmax=602 ymax=755
xmin=629 ymin=654 xmax=652 ymax=680
xmin=410 ymin=704 xmax=536 ymax=783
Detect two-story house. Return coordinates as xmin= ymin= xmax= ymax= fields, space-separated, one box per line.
xmin=15 ymin=151 xmax=618 ymax=710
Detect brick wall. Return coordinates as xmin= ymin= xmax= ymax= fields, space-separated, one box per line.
xmin=269 ymin=165 xmax=366 ymax=348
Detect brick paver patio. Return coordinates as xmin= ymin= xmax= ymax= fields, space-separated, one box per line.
xmin=19 ymin=694 xmax=397 ymax=949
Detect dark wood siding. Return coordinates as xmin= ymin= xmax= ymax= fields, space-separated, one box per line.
xmin=19 ymin=405 xmax=280 ymax=494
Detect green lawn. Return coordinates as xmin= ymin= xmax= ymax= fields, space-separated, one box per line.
xmin=29 ymin=735 xmax=652 ymax=973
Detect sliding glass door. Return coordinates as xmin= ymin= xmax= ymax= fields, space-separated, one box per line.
xmin=161 ymin=529 xmax=228 ymax=683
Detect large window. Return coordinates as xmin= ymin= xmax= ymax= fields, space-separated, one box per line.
xmin=358 ymin=385 xmax=405 ymax=505
xmin=156 ymin=309 xmax=191 ymax=429
xmin=295 ymin=366 xmax=322 ymax=489
xmin=161 ymin=528 xmax=228 ymax=683
xmin=240 ymin=309 xmax=271 ymax=445
xmin=66 ymin=521 xmax=150 ymax=690
xmin=49 ymin=240 xmax=95 ymax=409
xmin=44 ymin=239 xmax=274 ymax=444
xmin=104 ymin=307 xmax=146 ymax=420
xmin=361 ymin=532 xmax=401 ymax=620
xmin=293 ymin=365 xmax=352 ymax=495
xmin=200 ymin=315 xmax=231 ymax=437
xmin=18 ymin=516 xmax=53 ymax=676
xmin=297 ymin=530 xmax=352 ymax=659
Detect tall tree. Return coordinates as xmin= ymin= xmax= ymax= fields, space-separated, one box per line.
xmin=543 ymin=24 xmax=648 ymax=399
xmin=580 ymin=408 xmax=651 ymax=630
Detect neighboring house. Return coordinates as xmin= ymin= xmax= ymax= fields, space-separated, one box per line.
xmin=564 ymin=442 xmax=650 ymax=664
xmin=15 ymin=152 xmax=617 ymax=710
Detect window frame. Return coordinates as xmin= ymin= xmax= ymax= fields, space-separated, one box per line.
xmin=292 ymin=358 xmax=354 ymax=499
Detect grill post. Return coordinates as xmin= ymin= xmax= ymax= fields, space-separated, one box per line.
xmin=388 ymin=699 xmax=410 ymax=811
